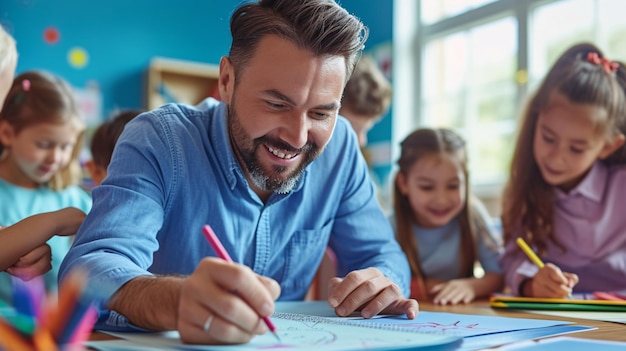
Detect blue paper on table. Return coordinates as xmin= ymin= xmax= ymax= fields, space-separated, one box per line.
xmin=458 ymin=325 xmax=593 ymax=351
xmin=87 ymin=302 xmax=593 ymax=351
xmin=276 ymin=301 xmax=573 ymax=337
xmin=498 ymin=336 xmax=626 ymax=350
xmin=274 ymin=301 xmax=594 ymax=351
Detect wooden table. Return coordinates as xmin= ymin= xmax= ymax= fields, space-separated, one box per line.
xmin=420 ymin=300 xmax=626 ymax=342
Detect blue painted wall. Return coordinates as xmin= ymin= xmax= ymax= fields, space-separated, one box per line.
xmin=1 ymin=1 xmax=236 ymax=116
xmin=340 ymin=0 xmax=393 ymax=145
xmin=1 ymin=0 xmax=392 ymax=174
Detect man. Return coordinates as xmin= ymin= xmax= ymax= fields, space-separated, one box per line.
xmin=60 ymin=0 xmax=417 ymax=345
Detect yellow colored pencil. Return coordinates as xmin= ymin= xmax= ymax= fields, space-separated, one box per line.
xmin=516 ymin=237 xmax=545 ymax=268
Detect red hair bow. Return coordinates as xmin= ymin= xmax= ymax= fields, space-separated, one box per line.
xmin=586 ymin=52 xmax=619 ymax=74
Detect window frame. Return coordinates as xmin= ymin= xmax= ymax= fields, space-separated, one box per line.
xmin=392 ymin=0 xmax=554 ymax=199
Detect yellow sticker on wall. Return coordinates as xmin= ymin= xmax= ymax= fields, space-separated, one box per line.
xmin=68 ymin=47 xmax=88 ymax=69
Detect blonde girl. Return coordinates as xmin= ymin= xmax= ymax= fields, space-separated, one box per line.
xmin=0 ymin=24 xmax=17 ymax=106
xmin=500 ymin=43 xmax=626 ymax=298
xmin=0 ymin=71 xmax=91 ymax=300
xmin=393 ymin=128 xmax=503 ymax=305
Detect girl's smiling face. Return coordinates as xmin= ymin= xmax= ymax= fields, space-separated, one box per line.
xmin=396 ymin=152 xmax=466 ymax=228
xmin=533 ymin=92 xmax=624 ymax=192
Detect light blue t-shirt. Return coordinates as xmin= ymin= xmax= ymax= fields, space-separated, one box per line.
xmin=60 ymin=98 xmax=410 ymax=331
xmin=0 ymin=179 xmax=92 ymax=302
xmin=390 ymin=201 xmax=503 ymax=281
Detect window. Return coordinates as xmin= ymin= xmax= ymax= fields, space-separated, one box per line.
xmin=421 ymin=17 xmax=517 ymax=185
xmin=529 ymin=0 xmax=626 ymax=88
xmin=422 ymin=0 xmax=498 ymax=24
xmin=394 ymin=0 xmax=626 ymax=213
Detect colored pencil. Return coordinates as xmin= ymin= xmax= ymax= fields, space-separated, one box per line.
xmin=57 ymin=293 xmax=95 ymax=345
xmin=593 ymin=291 xmax=626 ymax=301
xmin=516 ymin=237 xmax=545 ymax=268
xmin=67 ymin=305 xmax=98 ymax=345
xmin=202 ymin=224 xmax=281 ymax=342
xmin=33 ymin=326 xmax=58 ymax=351
xmin=517 ymin=237 xmax=573 ymax=298
xmin=46 ymin=269 xmax=86 ymax=340
xmin=2 ymin=269 xmax=96 ymax=350
xmin=0 ymin=316 xmax=32 ymax=351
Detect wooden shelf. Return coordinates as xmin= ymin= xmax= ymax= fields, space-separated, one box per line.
xmin=145 ymin=57 xmax=220 ymax=110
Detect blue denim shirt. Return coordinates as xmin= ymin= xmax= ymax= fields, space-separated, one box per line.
xmin=59 ymin=98 xmax=409 ymax=330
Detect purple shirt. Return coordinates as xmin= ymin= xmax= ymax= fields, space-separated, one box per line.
xmin=500 ymin=161 xmax=626 ymax=294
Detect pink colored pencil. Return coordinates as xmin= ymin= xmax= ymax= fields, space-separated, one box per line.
xmin=201 ymin=225 xmax=280 ymax=342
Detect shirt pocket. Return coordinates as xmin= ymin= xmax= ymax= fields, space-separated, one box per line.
xmin=280 ymin=221 xmax=333 ymax=298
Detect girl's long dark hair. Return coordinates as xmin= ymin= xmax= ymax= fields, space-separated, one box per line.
xmin=503 ymin=43 xmax=626 ymax=256
xmin=393 ymin=128 xmax=483 ymax=289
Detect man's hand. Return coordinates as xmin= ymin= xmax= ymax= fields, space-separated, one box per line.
xmin=178 ymin=258 xmax=281 ymax=344
xmin=327 ymin=267 xmax=418 ymax=319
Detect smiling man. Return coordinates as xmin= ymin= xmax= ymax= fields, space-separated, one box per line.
xmin=60 ymin=0 xmax=417 ymax=345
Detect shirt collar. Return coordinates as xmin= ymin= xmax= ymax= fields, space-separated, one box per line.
xmin=555 ymin=161 xmax=607 ymax=202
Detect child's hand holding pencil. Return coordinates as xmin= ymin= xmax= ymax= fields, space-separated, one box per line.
xmin=516 ymin=238 xmax=579 ymax=299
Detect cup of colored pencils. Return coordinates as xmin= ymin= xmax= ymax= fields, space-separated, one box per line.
xmin=0 ymin=269 xmax=97 ymax=351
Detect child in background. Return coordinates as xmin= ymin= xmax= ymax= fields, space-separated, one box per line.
xmin=0 ymin=71 xmax=92 ymax=301
xmin=392 ymin=128 xmax=503 ymax=304
xmin=0 ymin=25 xmax=17 ymax=106
xmin=0 ymin=28 xmax=86 ymax=290
xmin=500 ymin=43 xmax=626 ymax=298
xmin=84 ymin=109 xmax=144 ymax=186
xmin=339 ymin=55 xmax=392 ymax=148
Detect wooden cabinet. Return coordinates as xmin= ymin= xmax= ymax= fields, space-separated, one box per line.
xmin=145 ymin=57 xmax=220 ymax=110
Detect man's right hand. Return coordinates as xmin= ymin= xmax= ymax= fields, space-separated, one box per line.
xmin=177 ymin=257 xmax=281 ymax=344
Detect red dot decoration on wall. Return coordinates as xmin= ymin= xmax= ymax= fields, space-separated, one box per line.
xmin=43 ymin=27 xmax=60 ymax=45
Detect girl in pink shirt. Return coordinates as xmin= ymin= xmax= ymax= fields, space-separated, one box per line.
xmin=500 ymin=43 xmax=626 ymax=298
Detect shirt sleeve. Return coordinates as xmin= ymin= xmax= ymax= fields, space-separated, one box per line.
xmin=59 ymin=111 xmax=171 ymax=308
xmin=327 ymin=120 xmax=411 ymax=297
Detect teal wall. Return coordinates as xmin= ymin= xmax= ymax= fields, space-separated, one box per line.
xmin=1 ymin=1 xmax=236 ymax=115
xmin=340 ymin=0 xmax=393 ymax=146
xmin=339 ymin=0 xmax=394 ymax=188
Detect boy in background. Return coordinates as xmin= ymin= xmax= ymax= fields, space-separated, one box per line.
xmin=85 ymin=109 xmax=144 ymax=186
xmin=340 ymin=54 xmax=391 ymax=149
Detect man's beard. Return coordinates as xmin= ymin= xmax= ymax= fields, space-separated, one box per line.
xmin=228 ymin=101 xmax=321 ymax=194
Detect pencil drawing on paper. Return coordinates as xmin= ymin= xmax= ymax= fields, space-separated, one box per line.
xmin=249 ymin=316 xmax=461 ymax=350
xmin=384 ymin=320 xmax=496 ymax=335
xmin=274 ymin=325 xmax=338 ymax=345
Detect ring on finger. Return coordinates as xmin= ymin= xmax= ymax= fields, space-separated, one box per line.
xmin=203 ymin=315 xmax=214 ymax=332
